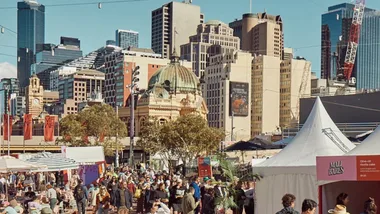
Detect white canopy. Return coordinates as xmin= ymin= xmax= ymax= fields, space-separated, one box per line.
xmin=253 ymin=97 xmax=355 ymax=214
xmin=0 ymin=156 xmax=45 ymax=173
xmin=346 ymin=125 xmax=380 ymax=155
xmin=26 ymin=152 xmax=79 ymax=172
xmin=64 ymin=146 xmax=105 ymax=165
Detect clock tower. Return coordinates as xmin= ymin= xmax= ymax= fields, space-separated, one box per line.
xmin=26 ymin=75 xmax=44 ymax=118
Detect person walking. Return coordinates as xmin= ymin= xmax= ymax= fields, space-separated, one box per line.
xmin=189 ymin=177 xmax=201 ymax=214
xmin=182 ymin=187 xmax=200 ymax=214
xmin=46 ymin=184 xmax=57 ymax=210
xmin=96 ymin=185 xmax=111 ymax=214
xmin=201 ymin=188 xmax=215 ymax=214
xmin=233 ymin=181 xmax=245 ymax=214
xmin=301 ymin=199 xmax=317 ymax=214
xmin=115 ymin=182 xmax=133 ymax=214
xmin=74 ymin=179 xmax=88 ymax=214
xmin=361 ymin=197 xmax=377 ymax=214
xmin=275 ymin=194 xmax=300 ymax=214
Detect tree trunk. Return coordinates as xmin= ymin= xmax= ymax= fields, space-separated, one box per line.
xmin=182 ymin=160 xmax=187 ymax=177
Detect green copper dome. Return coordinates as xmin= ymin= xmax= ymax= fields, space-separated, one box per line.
xmin=148 ymin=53 xmax=201 ymax=94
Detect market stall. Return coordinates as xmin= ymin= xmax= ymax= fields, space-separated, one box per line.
xmin=253 ymin=97 xmax=355 ymax=214
xmin=0 ymin=156 xmax=45 ymax=172
xmin=62 ymin=146 xmax=105 ymax=185
xmin=317 ymin=125 xmax=380 ymax=214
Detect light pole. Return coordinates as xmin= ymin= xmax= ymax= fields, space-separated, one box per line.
xmin=115 ymin=105 xmax=119 ymax=168
xmin=230 ymin=94 xmax=235 ymax=141
xmin=3 ymin=85 xmax=10 ymax=156
xmin=127 ymin=66 xmax=140 ymax=167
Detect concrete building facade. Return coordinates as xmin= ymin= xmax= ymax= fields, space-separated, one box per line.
xmin=104 ymin=47 xmax=191 ymax=107
xmin=26 ymin=75 xmax=44 ymax=118
xmin=204 ymin=51 xmax=252 ymax=141
xmin=180 ymin=20 xmax=240 ymax=78
xmin=151 ymin=1 xmax=204 ymax=59
xmin=115 ymin=29 xmax=139 ymax=49
xmin=230 ymin=13 xmax=284 ymax=59
xmin=251 ymin=55 xmax=281 ymax=136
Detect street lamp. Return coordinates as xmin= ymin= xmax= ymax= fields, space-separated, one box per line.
xmin=127 ymin=66 xmax=140 ymax=167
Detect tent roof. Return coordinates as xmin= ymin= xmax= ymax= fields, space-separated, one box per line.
xmin=0 ymin=156 xmax=46 ymax=173
xmin=346 ymin=125 xmax=380 ymax=155
xmin=26 ymin=152 xmax=79 ymax=172
xmin=254 ymin=97 xmax=355 ymax=175
xmin=64 ymin=146 xmax=105 ymax=164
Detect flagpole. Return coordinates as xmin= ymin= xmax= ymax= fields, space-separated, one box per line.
xmin=23 ymin=115 xmax=25 ymax=154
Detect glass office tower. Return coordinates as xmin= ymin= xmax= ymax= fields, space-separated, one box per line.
xmin=17 ymin=0 xmax=45 ymax=94
xmin=321 ymin=3 xmax=375 ymax=82
xmin=115 ymin=29 xmax=139 ymax=49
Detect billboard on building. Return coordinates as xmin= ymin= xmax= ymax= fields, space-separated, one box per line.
xmin=230 ymin=82 xmax=249 ymax=116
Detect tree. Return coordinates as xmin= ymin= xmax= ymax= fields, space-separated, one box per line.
xmin=56 ymin=104 xmax=128 ymax=154
xmin=137 ymin=114 xmax=225 ymax=172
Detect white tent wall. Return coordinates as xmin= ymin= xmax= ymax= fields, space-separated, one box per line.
xmin=321 ymin=181 xmax=380 ymax=214
xmin=255 ymin=172 xmax=317 ymax=213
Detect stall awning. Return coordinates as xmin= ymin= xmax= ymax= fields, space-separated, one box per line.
xmin=0 ymin=156 xmax=46 ymax=173
xmin=26 ymin=152 xmax=79 ymax=172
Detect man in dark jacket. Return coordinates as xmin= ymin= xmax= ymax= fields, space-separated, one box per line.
xmin=74 ymin=179 xmax=88 ymax=214
xmin=276 ymin=194 xmax=300 ymax=214
xmin=116 ymin=181 xmax=133 ymax=214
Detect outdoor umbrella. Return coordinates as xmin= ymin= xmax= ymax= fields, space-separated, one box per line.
xmin=26 ymin=152 xmax=79 ymax=172
xmin=224 ymin=140 xmax=265 ymax=151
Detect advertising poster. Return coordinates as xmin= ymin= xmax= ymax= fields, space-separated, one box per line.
xmin=356 ymin=155 xmax=380 ymax=181
xmin=198 ymin=157 xmax=212 ymax=178
xmin=230 ymin=82 xmax=249 ymax=116
xmin=316 ymin=156 xmax=357 ymax=181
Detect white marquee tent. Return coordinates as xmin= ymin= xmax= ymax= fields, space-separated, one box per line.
xmin=253 ymin=97 xmax=355 ymax=213
xmin=319 ymin=125 xmax=380 ymax=214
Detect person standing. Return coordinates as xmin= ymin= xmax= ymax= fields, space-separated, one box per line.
xmin=107 ymin=176 xmax=119 ymax=208
xmin=301 ymin=199 xmax=317 ymax=214
xmin=46 ymin=184 xmax=57 ymax=210
xmin=182 ymin=187 xmax=200 ymax=214
xmin=201 ymin=188 xmax=215 ymax=214
xmin=115 ymin=182 xmax=133 ymax=214
xmin=232 ymin=181 xmax=245 ymax=214
xmin=275 ymin=194 xmax=300 ymax=214
xmin=361 ymin=197 xmax=377 ymax=214
xmin=74 ymin=179 xmax=88 ymax=214
xmin=189 ymin=177 xmax=201 ymax=214
xmin=243 ymin=181 xmax=255 ymax=214
xmin=96 ymin=186 xmax=111 ymax=214
xmin=172 ymin=179 xmax=186 ymax=214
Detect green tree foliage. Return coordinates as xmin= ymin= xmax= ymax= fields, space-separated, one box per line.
xmin=56 ymin=104 xmax=128 ymax=155
xmin=137 ymin=114 xmax=225 ymax=169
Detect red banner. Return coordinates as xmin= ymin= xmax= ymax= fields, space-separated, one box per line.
xmin=24 ymin=114 xmax=33 ymax=140
xmin=44 ymin=115 xmax=55 ymax=142
xmin=198 ymin=157 xmax=212 ymax=179
xmin=3 ymin=114 xmax=12 ymax=141
xmin=99 ymin=132 xmax=105 ymax=142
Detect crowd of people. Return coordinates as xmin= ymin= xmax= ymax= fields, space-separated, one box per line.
xmin=275 ymin=192 xmax=378 ymax=214
xmin=0 ymin=166 xmax=257 ymax=214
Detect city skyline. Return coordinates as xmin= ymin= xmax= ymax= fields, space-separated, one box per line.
xmin=3 ymin=0 xmax=380 ymax=77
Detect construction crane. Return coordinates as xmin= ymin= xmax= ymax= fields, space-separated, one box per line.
xmin=294 ymin=60 xmax=311 ymax=124
xmin=341 ymin=0 xmax=365 ymax=84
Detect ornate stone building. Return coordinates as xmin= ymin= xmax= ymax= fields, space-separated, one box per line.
xmin=26 ymin=75 xmax=44 ymax=118
xmin=119 ymin=52 xmax=208 ymax=134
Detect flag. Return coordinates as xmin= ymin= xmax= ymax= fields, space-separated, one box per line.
xmin=82 ymin=121 xmax=89 ymax=144
xmin=44 ymin=115 xmax=55 ymax=142
xmin=100 ymin=132 xmax=105 ymax=142
xmin=23 ymin=114 xmax=33 ymax=140
xmin=3 ymin=114 xmax=12 ymax=141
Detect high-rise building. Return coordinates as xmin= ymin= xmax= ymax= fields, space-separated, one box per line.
xmin=17 ymin=0 xmax=45 ymax=93
xmin=104 ymin=46 xmax=191 ymax=107
xmin=204 ymin=51 xmax=252 ymax=141
xmin=151 ymin=1 xmax=204 ymax=59
xmin=279 ymin=57 xmax=311 ymax=128
xmin=115 ymin=30 xmax=139 ymax=49
xmin=32 ymin=38 xmax=83 ymax=90
xmin=321 ymin=3 xmax=376 ymax=84
xmin=0 ymin=78 xmax=20 ymax=116
xmin=229 ymin=13 xmax=284 ymax=59
xmin=56 ymin=69 xmax=105 ymax=116
xmin=180 ymin=20 xmax=240 ymax=78
xmin=251 ymin=55 xmax=281 ymax=136
xmin=106 ymin=40 xmax=116 ymax=46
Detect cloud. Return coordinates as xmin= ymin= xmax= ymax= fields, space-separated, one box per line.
xmin=0 ymin=62 xmax=17 ymax=79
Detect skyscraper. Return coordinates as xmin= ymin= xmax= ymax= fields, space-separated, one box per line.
xmin=229 ymin=13 xmax=284 ymax=59
xmin=115 ymin=30 xmax=139 ymax=49
xmin=321 ymin=3 xmax=375 ymax=83
xmin=151 ymin=1 xmax=204 ymax=59
xmin=180 ymin=20 xmax=240 ymax=78
xmin=17 ymin=0 xmax=45 ymax=94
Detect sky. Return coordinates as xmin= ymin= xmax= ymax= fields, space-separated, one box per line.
xmin=1 ymin=0 xmax=380 ymax=77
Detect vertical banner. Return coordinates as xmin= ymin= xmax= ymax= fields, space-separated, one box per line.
xmin=198 ymin=157 xmax=212 ymax=178
xmin=229 ymin=82 xmax=249 ymax=116
xmin=3 ymin=114 xmax=12 ymax=141
xmin=44 ymin=115 xmax=55 ymax=142
xmin=23 ymin=114 xmax=33 ymax=140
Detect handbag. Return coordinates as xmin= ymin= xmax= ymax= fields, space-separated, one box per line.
xmin=134 ymin=189 xmax=142 ymax=199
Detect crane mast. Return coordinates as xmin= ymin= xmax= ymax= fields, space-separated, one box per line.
xmin=343 ymin=0 xmax=365 ymax=82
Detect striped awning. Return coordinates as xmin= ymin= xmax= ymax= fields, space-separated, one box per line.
xmin=0 ymin=156 xmax=46 ymax=173
xmin=26 ymin=152 xmax=79 ymax=172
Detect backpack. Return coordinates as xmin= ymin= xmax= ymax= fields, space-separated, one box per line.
xmin=75 ymin=186 xmax=85 ymax=201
